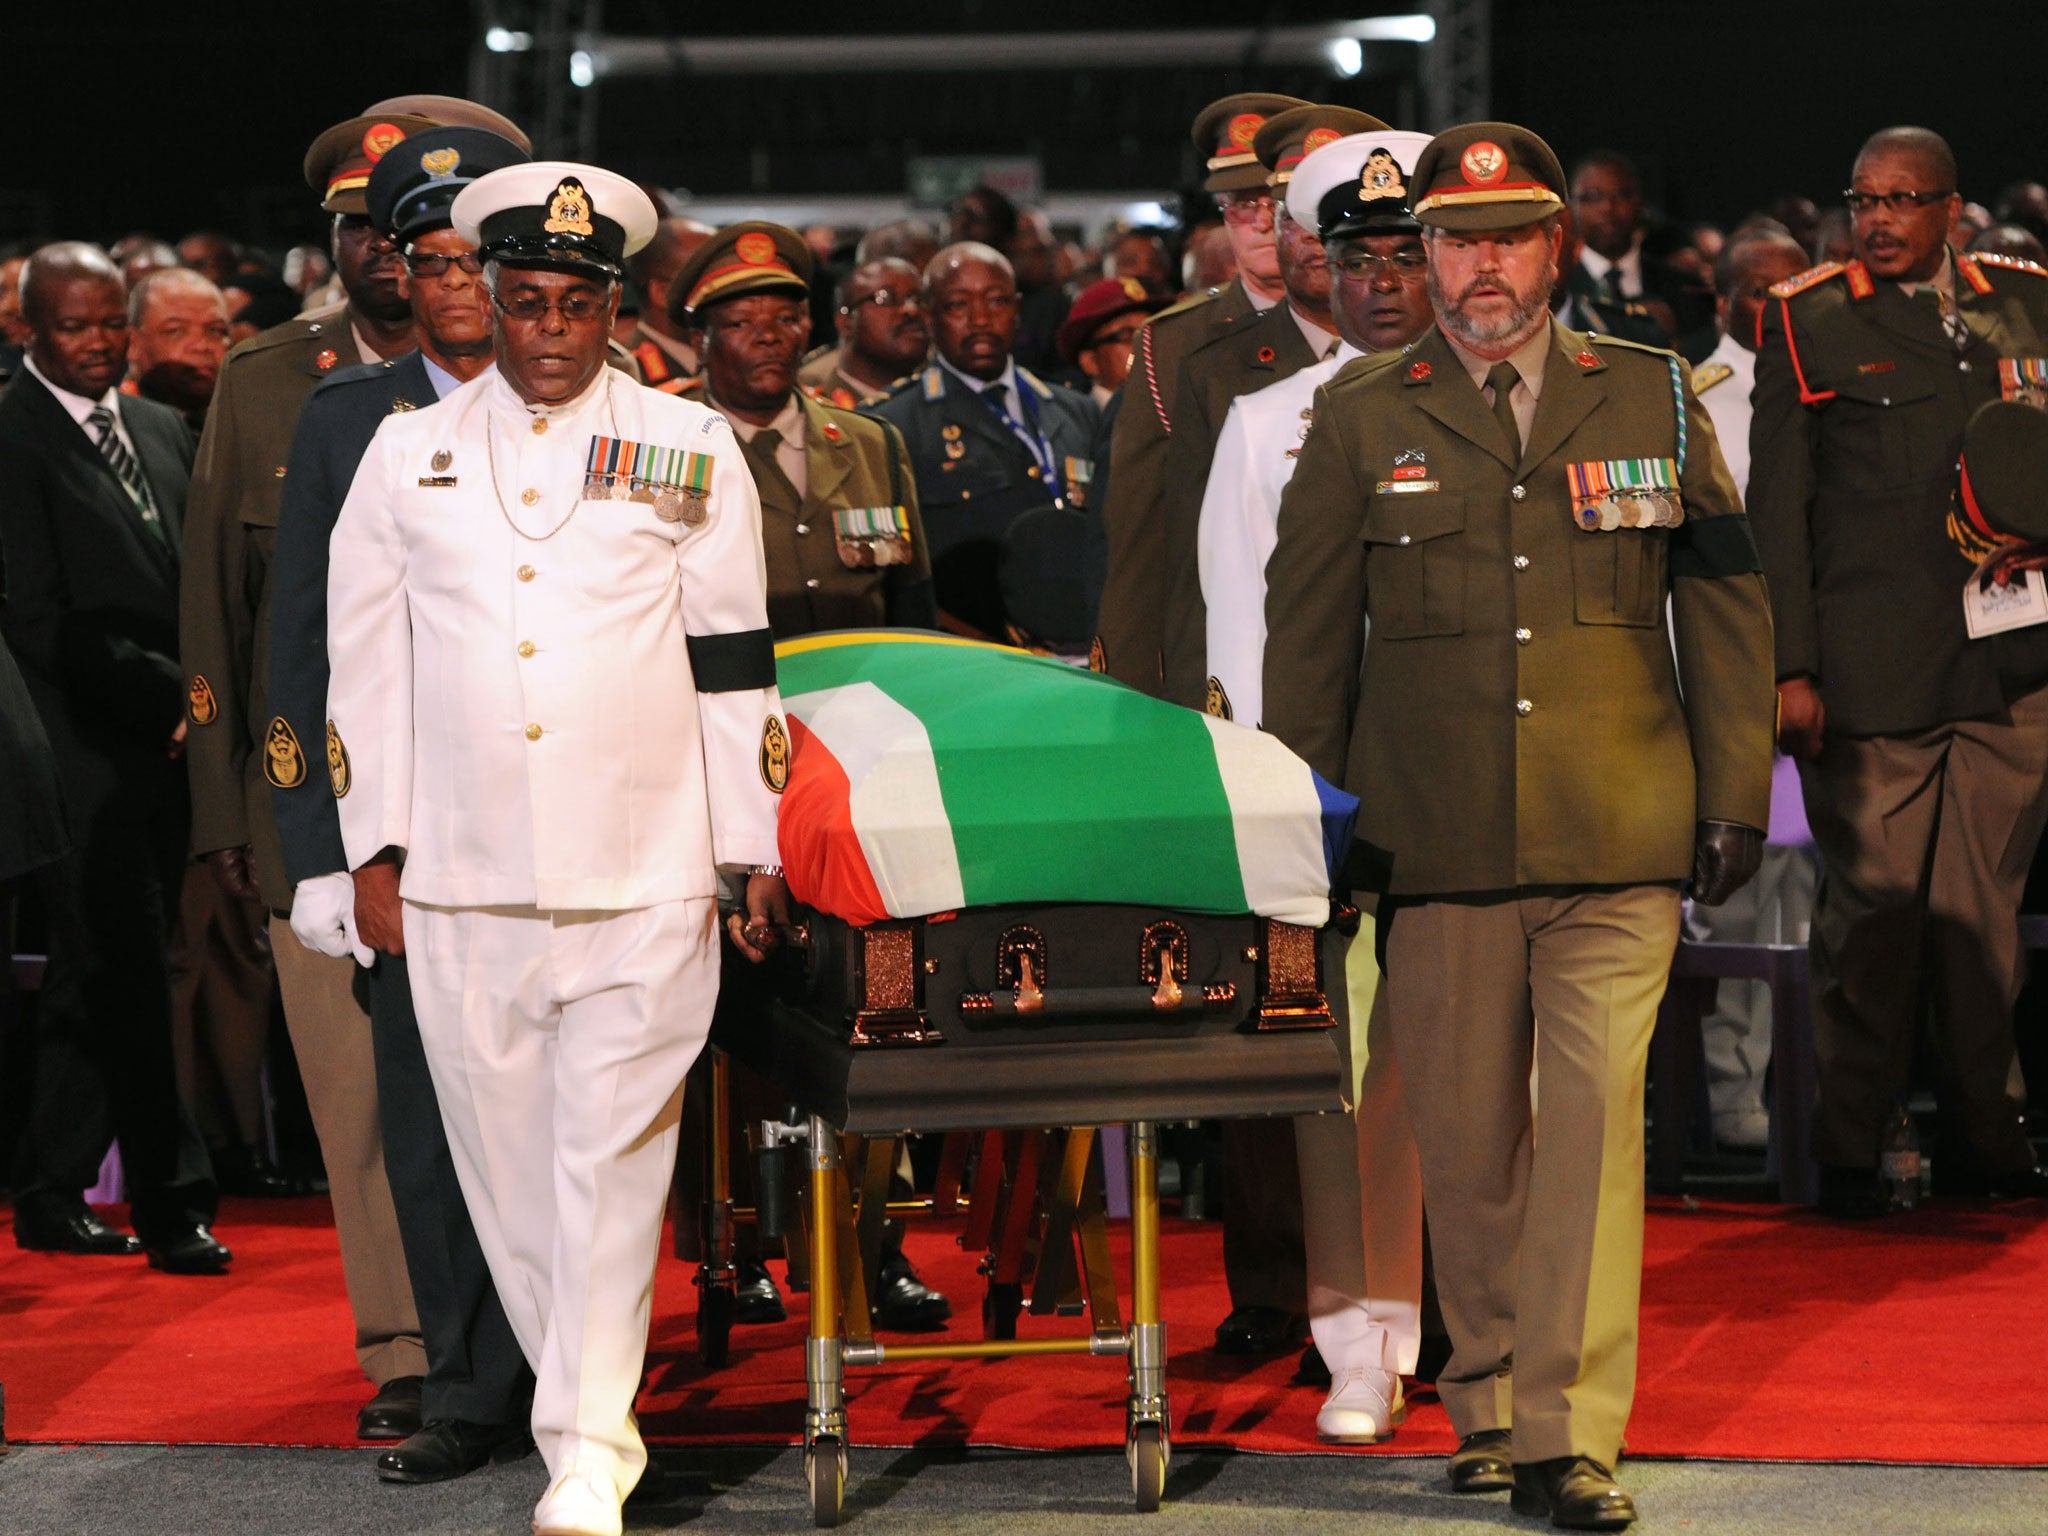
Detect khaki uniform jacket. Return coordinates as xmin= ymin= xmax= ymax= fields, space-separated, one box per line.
xmin=754 ymin=392 xmax=937 ymax=636
xmin=1748 ymin=251 xmax=2048 ymax=736
xmin=1159 ymin=302 xmax=1324 ymax=709
xmin=180 ymin=299 xmax=362 ymax=904
xmin=1093 ymin=277 xmax=1261 ymax=690
xmin=1262 ymin=321 xmax=1775 ymax=897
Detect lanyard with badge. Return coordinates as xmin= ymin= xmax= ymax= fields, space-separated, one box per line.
xmin=980 ymin=382 xmax=1064 ymax=507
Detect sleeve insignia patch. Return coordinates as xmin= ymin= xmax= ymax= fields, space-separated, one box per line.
xmin=761 ymin=715 xmax=791 ymax=793
xmin=1205 ymin=676 xmax=1233 ymax=721
xmin=326 ymin=721 xmax=351 ymax=799
xmin=264 ymin=716 xmax=306 ymax=789
xmin=187 ymin=675 xmax=218 ymax=726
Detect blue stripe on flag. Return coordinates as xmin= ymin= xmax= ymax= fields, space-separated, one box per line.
xmin=1310 ymin=771 xmax=1360 ymax=886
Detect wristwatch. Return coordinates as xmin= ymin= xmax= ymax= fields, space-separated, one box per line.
xmin=749 ymin=863 xmax=784 ymax=879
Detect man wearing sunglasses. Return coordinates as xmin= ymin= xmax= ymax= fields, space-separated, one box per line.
xmin=1749 ymin=126 xmax=2048 ymax=1218
xmin=1093 ymin=92 xmax=1308 ymax=692
xmin=265 ymin=123 xmax=541 ymax=1487
xmin=798 ymin=256 xmax=931 ymax=408
xmin=180 ymin=94 xmax=530 ymax=1447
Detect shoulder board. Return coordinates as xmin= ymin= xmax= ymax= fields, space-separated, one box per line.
xmin=309 ymin=358 xmax=399 ymax=395
xmin=1967 ymin=251 xmax=2048 ymax=280
xmin=1017 ymin=367 xmax=1054 ymax=401
xmin=224 ymin=304 xmax=345 ymax=364
xmin=632 ymin=338 xmax=673 ymax=383
xmin=1579 ymin=332 xmax=1674 ymax=359
xmin=1768 ymin=261 xmax=1847 ymax=300
xmin=921 ymin=366 xmax=945 ymax=401
xmin=1146 ymin=289 xmax=1220 ymax=328
xmin=805 ymin=392 xmax=870 ymax=430
xmin=799 ymin=340 xmax=834 ymax=365
xmin=1692 ymin=361 xmax=1735 ymax=392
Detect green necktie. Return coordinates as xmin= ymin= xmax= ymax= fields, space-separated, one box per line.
xmin=1486 ymin=361 xmax=1522 ymax=458
xmin=741 ymin=426 xmax=803 ymax=517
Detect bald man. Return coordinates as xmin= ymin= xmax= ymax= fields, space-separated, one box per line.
xmin=798 ymin=257 xmax=930 ymax=408
xmin=621 ymin=215 xmax=714 ymax=392
xmin=0 ymin=243 xmax=228 ymax=1273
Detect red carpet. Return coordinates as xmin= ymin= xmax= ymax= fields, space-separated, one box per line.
xmin=4 ymin=1196 xmax=2046 ymax=1463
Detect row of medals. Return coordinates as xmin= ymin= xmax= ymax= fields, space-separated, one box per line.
xmin=1574 ymin=490 xmax=1684 ymax=533
xmin=592 ymin=473 xmax=707 ymax=526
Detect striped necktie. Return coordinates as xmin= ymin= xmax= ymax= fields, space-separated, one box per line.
xmin=86 ymin=404 xmax=164 ymax=540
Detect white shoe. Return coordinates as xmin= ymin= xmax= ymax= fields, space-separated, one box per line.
xmin=1316 ymin=1368 xmax=1405 ymax=1444
xmin=532 ymin=1470 xmax=622 ymax=1536
xmin=1713 ymin=1108 xmax=1770 ymax=1153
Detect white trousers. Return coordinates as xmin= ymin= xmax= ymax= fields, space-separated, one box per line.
xmin=1295 ymin=927 xmax=1424 ymax=1378
xmin=402 ymin=897 xmax=718 ymax=1496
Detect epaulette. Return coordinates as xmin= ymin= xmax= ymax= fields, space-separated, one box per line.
xmin=799 ymin=340 xmax=835 ymax=365
xmin=1144 ymin=286 xmax=1223 ymax=329
xmin=1768 ymin=261 xmax=1846 ymax=300
xmin=223 ymin=302 xmax=347 ymax=365
xmin=309 ymin=357 xmax=398 ymax=395
xmin=1576 ymin=331 xmax=1674 ymax=359
xmin=920 ymin=365 xmax=944 ymax=401
xmin=1964 ymin=251 xmax=2048 ymax=284
xmin=1017 ymin=366 xmax=1054 ymax=401
xmin=801 ymin=381 xmax=861 ymax=411
xmin=1692 ymin=360 xmax=1735 ymax=393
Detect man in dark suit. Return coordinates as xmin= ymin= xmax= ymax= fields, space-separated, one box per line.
xmin=266 ymin=126 xmax=539 ymax=1482
xmin=0 ymin=242 xmax=228 ymax=1274
xmin=863 ymin=242 xmax=1099 ymax=649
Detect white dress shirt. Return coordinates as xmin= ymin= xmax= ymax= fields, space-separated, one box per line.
xmin=23 ymin=354 xmax=142 ymax=461
xmin=1578 ymin=237 xmax=1645 ymax=299
xmin=327 ymin=364 xmax=782 ymax=910
xmin=1692 ymin=329 xmax=1758 ymax=500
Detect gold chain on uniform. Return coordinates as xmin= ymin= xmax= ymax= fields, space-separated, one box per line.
xmin=484 ymin=374 xmax=621 ymax=542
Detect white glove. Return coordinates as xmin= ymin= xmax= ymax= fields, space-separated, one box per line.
xmin=290 ymin=872 xmax=373 ymax=967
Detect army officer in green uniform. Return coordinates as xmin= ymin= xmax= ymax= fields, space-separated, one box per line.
xmin=1262 ymin=123 xmax=1775 ymax=1530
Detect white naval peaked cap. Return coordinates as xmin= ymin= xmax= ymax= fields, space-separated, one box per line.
xmin=1286 ymin=130 xmax=1434 ymax=240
xmin=450 ymin=160 xmax=658 ymax=277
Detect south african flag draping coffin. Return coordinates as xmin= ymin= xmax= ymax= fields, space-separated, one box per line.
xmin=773 ymin=632 xmax=1357 ymax=928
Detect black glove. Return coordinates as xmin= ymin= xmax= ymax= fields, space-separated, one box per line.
xmin=203 ymin=845 xmax=260 ymax=903
xmin=1689 ymin=820 xmax=1762 ymax=907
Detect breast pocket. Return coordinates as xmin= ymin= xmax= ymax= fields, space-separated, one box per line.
xmin=1362 ymin=497 xmax=1466 ymax=639
xmin=1571 ymin=528 xmax=1668 ymax=626
xmin=1824 ymin=377 xmax=1939 ymax=491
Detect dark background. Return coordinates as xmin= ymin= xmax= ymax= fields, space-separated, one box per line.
xmin=14 ymin=0 xmax=2048 ymax=248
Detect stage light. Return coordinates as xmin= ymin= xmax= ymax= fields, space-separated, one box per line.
xmin=1354 ymin=15 xmax=1436 ymax=43
xmin=570 ymin=49 xmax=596 ymax=87
xmin=1328 ymin=38 xmax=1364 ymax=77
xmin=484 ymin=27 xmax=532 ymax=53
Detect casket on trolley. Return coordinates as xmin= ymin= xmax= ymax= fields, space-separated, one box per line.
xmin=705 ymin=632 xmax=1358 ymax=1525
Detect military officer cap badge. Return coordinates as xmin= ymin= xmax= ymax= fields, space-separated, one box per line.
xmin=1189 ymin=92 xmax=1314 ymax=192
xmin=1285 ymin=129 xmax=1432 ymax=242
xmin=1409 ymin=121 xmax=1568 ymax=231
xmin=303 ymin=94 xmax=530 ymax=216
xmin=451 ymin=159 xmax=658 ymax=280
xmin=668 ymin=221 xmax=815 ymax=325
xmin=1252 ymin=104 xmax=1391 ymax=187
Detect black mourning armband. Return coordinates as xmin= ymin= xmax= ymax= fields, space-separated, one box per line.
xmin=1670 ymin=513 xmax=1763 ymax=580
xmin=687 ymin=627 xmax=778 ymax=692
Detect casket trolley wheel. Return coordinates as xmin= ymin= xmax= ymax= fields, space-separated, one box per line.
xmin=1128 ymin=1421 xmax=1167 ymax=1513
xmin=807 ymin=1433 xmax=846 ymax=1528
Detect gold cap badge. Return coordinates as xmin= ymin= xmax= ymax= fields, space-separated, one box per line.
xmin=264 ymin=716 xmax=306 ymax=789
xmin=544 ymin=178 xmax=595 ymax=238
xmin=420 ymin=147 xmax=461 ymax=177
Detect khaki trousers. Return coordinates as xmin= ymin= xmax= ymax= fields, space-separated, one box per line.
xmin=269 ymin=920 xmax=424 ymax=1385
xmin=1800 ymin=683 xmax=2048 ymax=1173
xmin=1295 ymin=927 xmax=1424 ymax=1377
xmin=1385 ymin=885 xmax=1678 ymax=1466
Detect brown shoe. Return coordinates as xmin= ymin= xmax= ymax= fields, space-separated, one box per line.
xmin=1448 ymin=1428 xmax=1513 ymax=1492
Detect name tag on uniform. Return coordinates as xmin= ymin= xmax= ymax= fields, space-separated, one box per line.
xmin=1999 ymin=358 xmax=2048 ymax=408
xmin=833 ymin=505 xmax=914 ymax=569
xmin=1374 ymin=480 xmax=1439 ymax=494
xmin=1567 ymin=458 xmax=1684 ymax=531
xmin=418 ymin=476 xmax=457 ymax=488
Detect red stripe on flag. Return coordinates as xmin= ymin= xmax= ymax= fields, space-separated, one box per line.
xmin=777 ymin=714 xmax=892 ymax=927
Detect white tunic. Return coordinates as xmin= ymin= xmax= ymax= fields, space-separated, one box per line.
xmin=327 ymin=365 xmax=782 ymax=910
xmin=1693 ymin=328 xmax=1757 ymax=500
xmin=1197 ymin=342 xmax=1364 ymax=728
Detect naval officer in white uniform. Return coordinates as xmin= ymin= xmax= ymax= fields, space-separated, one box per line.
xmin=1196 ymin=128 xmax=1436 ymax=1445
xmin=327 ymin=159 xmax=790 ymax=1536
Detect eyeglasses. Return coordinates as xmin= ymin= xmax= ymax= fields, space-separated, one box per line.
xmin=1217 ymin=192 xmax=1277 ymax=225
xmin=933 ymin=291 xmax=1021 ymax=320
xmin=841 ymin=288 xmax=923 ymax=316
xmin=1086 ymin=325 xmax=1146 ymax=352
xmin=1842 ymin=189 xmax=1954 ymax=214
xmin=1333 ymin=249 xmax=1429 ymax=281
xmin=493 ymin=291 xmax=608 ymax=324
xmin=406 ymin=251 xmax=484 ymax=277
